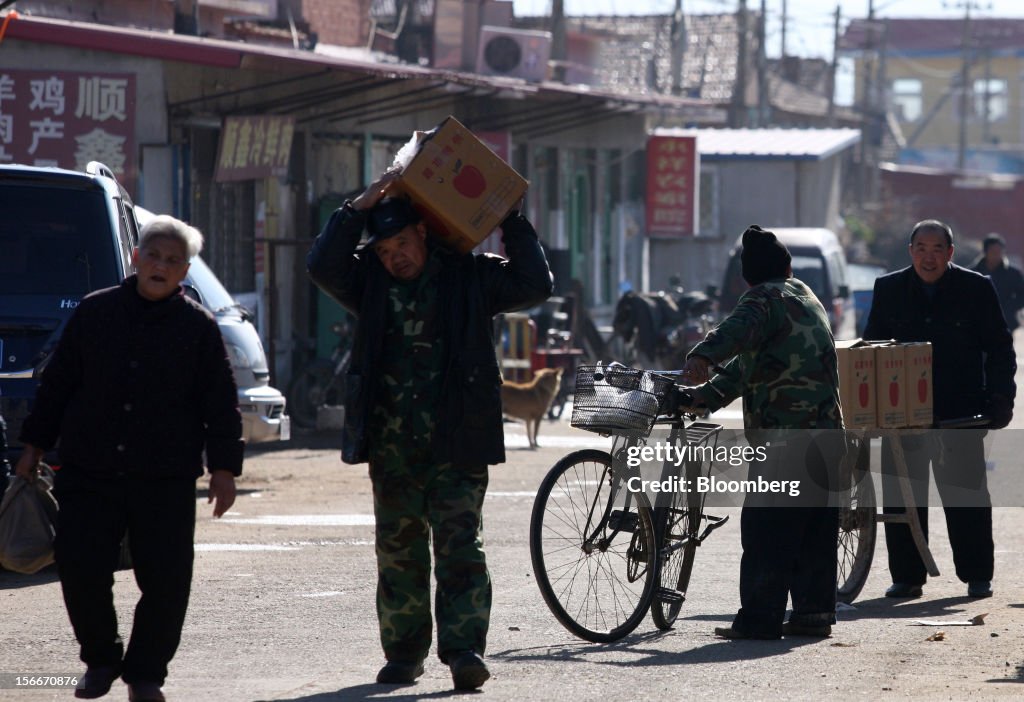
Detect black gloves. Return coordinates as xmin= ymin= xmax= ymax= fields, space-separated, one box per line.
xmin=665 ymin=386 xmax=699 ymax=416
xmin=985 ymin=394 xmax=1013 ymax=429
xmin=500 ymin=210 xmax=538 ymax=239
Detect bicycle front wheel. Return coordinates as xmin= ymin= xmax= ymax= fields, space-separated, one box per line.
xmin=650 ymin=485 xmax=700 ymax=630
xmin=837 ymin=467 xmax=877 ymax=604
xmin=529 ymin=449 xmax=658 ymax=642
xmin=287 ymin=363 xmax=340 ymax=429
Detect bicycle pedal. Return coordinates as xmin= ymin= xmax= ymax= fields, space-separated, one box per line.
xmin=608 ymin=509 xmax=638 ymax=533
xmin=655 ymin=587 xmax=685 ymax=605
xmin=698 ymin=514 xmax=730 ymax=542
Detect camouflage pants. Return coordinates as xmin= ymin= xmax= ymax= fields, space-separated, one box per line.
xmin=369 ymin=454 xmax=491 ymax=664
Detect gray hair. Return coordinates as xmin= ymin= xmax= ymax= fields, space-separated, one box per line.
xmin=139 ymin=215 xmax=204 ymax=259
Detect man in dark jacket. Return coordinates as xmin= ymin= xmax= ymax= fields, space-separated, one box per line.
xmin=307 ymin=169 xmax=552 ymax=690
xmin=864 ymin=219 xmax=1015 ymax=600
xmin=971 ymin=232 xmax=1024 ymax=333
xmin=15 ymin=215 xmax=243 ymax=702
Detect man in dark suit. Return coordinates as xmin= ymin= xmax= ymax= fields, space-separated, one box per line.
xmin=863 ymin=219 xmax=1015 ymax=599
xmin=971 ymin=232 xmax=1024 ymax=333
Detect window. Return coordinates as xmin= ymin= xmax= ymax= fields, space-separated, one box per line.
xmin=891 ymin=78 xmax=922 ymax=122
xmin=973 ymin=78 xmax=1008 ymax=122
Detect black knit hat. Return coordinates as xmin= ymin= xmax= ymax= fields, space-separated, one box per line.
xmin=365 ymin=197 xmax=422 ymax=246
xmin=741 ymin=225 xmax=792 ymax=285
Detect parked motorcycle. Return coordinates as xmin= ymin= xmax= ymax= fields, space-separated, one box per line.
xmin=610 ymin=276 xmax=715 ymax=369
xmin=288 ymin=317 xmax=353 ymax=429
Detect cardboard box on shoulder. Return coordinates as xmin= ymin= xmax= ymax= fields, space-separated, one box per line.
xmin=874 ymin=344 xmax=907 ymax=428
xmin=394 ymin=116 xmax=529 ymax=254
xmin=836 ymin=339 xmax=877 ymax=429
xmin=903 ymin=342 xmax=933 ymax=427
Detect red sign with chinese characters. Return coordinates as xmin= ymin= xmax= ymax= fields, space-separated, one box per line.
xmin=645 ymin=135 xmax=699 ymax=236
xmin=0 ymin=70 xmax=137 ymax=187
xmin=215 ymin=115 xmax=295 ymax=182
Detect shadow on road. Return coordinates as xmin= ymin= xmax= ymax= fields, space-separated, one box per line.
xmin=835 ymin=595 xmax=977 ymax=621
xmin=0 ymin=563 xmax=59 ymax=589
xmin=491 ymin=627 xmax=820 ymax=667
xmin=257 ymin=682 xmax=483 ymax=701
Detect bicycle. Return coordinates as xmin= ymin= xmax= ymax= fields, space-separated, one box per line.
xmin=529 ymin=363 xmax=730 ymax=642
xmin=834 ymin=414 xmax=991 ymax=604
xmin=287 ymin=316 xmax=353 ymax=429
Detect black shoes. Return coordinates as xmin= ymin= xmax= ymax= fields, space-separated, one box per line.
xmin=375 ymin=652 xmax=489 ymax=689
xmin=127 ymin=682 xmax=166 ymax=702
xmin=968 ymin=581 xmax=993 ymax=598
xmin=448 ymin=650 xmax=490 ymax=690
xmin=74 ymin=665 xmax=122 ymax=699
xmin=782 ymin=621 xmax=832 ymax=637
xmin=885 ymin=582 xmax=924 ymax=598
xmin=376 ymin=660 xmax=425 ymax=685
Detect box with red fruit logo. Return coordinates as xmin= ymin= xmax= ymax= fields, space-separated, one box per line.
xmin=903 ymin=342 xmax=933 ymax=427
xmin=874 ymin=343 xmax=908 ymax=429
xmin=836 ymin=339 xmax=877 ymax=429
xmin=394 ymin=116 xmax=528 ymax=254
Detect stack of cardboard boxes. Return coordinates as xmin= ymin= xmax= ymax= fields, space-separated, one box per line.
xmin=837 ymin=340 xmax=933 ymax=430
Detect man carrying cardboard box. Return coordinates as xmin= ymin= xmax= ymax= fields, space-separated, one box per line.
xmin=863 ymin=218 xmax=1016 ymax=600
xmin=307 ymin=168 xmax=552 ymax=690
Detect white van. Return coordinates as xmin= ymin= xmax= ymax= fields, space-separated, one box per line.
xmin=718 ymin=227 xmax=855 ymax=340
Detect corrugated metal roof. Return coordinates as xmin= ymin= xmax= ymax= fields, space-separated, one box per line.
xmin=652 ymin=128 xmax=861 ymax=161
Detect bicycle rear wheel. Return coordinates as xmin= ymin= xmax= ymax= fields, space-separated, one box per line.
xmin=529 ymin=449 xmax=658 ymax=642
xmin=837 ymin=467 xmax=877 ymax=604
xmin=650 ymin=485 xmax=700 ymax=630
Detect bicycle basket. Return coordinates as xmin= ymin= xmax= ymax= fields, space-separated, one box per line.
xmin=570 ymin=364 xmax=675 ymax=438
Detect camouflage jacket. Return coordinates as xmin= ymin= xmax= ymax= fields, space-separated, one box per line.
xmin=367 ymin=252 xmax=446 ymax=462
xmin=688 ymin=277 xmax=843 ymax=439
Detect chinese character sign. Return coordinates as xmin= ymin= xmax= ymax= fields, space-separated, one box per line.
xmin=0 ymin=70 xmax=136 ymax=184
xmin=645 ymin=135 xmax=699 ymax=236
xmin=215 ymin=115 xmax=295 ymax=182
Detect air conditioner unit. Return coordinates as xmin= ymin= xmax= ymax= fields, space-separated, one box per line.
xmin=475 ymin=26 xmax=552 ymax=82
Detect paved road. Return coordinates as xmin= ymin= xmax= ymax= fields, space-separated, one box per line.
xmin=4 ymin=338 xmax=1024 ymax=700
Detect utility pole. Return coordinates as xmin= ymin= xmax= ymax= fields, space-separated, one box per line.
xmin=731 ymin=0 xmax=749 ymax=127
xmin=982 ymin=45 xmax=992 ymax=143
xmin=781 ymin=0 xmax=788 ymax=58
xmin=757 ymin=0 xmax=769 ymax=126
xmin=670 ymin=0 xmax=687 ymax=96
xmin=827 ymin=4 xmax=841 ymax=125
xmin=956 ymin=2 xmax=973 ymax=170
xmin=551 ymin=0 xmax=567 ymax=83
xmin=858 ymin=0 xmax=876 ymax=206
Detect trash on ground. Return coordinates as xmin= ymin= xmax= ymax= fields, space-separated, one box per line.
xmin=912 ymin=613 xmax=987 ymax=626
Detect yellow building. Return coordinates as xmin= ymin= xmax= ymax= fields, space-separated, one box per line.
xmin=841 ymin=17 xmax=1024 ymax=172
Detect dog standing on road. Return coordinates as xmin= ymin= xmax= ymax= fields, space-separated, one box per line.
xmin=500 ymin=367 xmax=564 ymax=449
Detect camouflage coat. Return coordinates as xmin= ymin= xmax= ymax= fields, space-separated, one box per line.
xmin=688 ymin=277 xmax=843 ymax=440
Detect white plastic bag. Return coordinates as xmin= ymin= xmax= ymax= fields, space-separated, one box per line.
xmin=390 ymin=126 xmax=439 ymax=172
xmin=0 ymin=476 xmax=58 ymax=574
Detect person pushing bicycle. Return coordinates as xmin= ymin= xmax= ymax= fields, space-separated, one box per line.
xmin=678 ymin=225 xmax=846 ymax=640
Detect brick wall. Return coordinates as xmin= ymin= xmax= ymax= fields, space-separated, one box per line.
xmin=294 ymin=0 xmax=371 ymax=47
